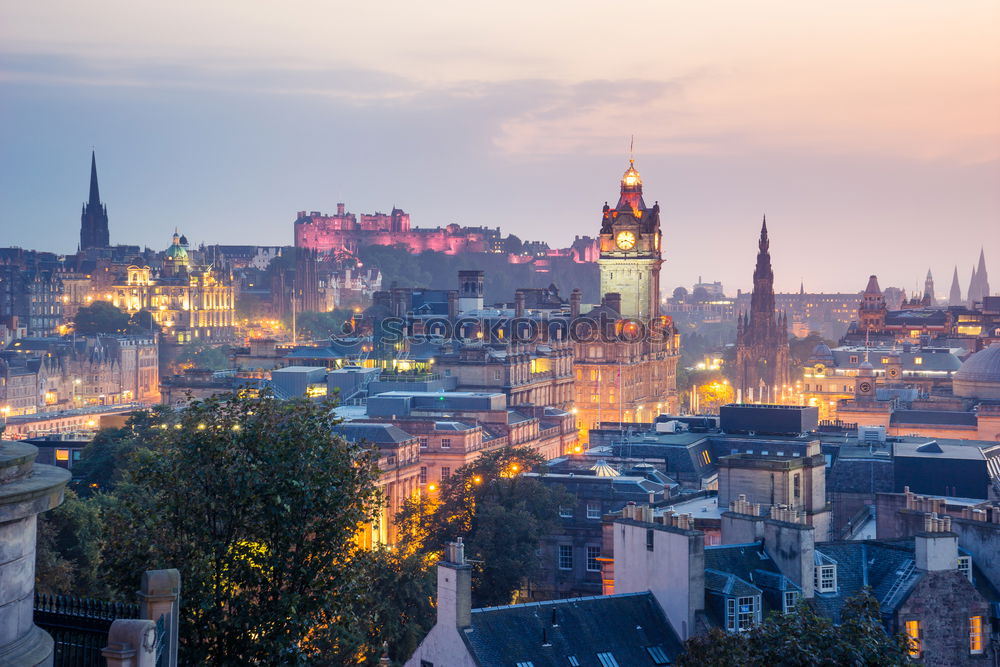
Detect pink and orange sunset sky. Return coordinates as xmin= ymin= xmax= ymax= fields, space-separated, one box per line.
xmin=1 ymin=1 xmax=997 ymax=293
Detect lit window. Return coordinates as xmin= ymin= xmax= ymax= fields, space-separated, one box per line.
xmin=587 ymin=503 xmax=601 ymax=519
xmin=783 ymin=591 xmax=799 ymax=613
xmin=559 ymin=506 xmax=574 ymax=518
xmin=55 ymin=449 xmax=70 ymax=462
xmin=596 ymin=653 xmax=619 ymax=667
xmin=914 ymin=357 xmax=923 ymax=365
xmin=701 ymin=450 xmax=711 ymax=465
xmin=558 ymin=545 xmax=573 ymax=570
xmin=815 ymin=564 xmax=837 ymax=593
xmin=970 ymin=615 xmax=983 ymax=654
xmin=905 ymin=620 xmax=921 ymax=658
xmin=958 ymin=556 xmax=972 ymax=582
xmin=587 ymin=546 xmax=601 ymax=572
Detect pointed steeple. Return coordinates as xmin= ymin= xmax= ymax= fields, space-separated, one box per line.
xmin=977 ymin=247 xmax=990 ymax=300
xmin=758 ymin=215 xmax=769 ymax=253
xmin=80 ymin=150 xmax=110 ymax=251
xmin=922 ymin=268 xmax=935 ymax=306
xmin=88 ymin=150 xmax=101 ymax=206
xmin=968 ymin=265 xmax=978 ymax=307
xmin=949 ymin=266 xmax=962 ymax=306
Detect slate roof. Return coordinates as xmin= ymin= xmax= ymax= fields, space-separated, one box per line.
xmin=333 ymin=422 xmax=416 ymax=445
xmin=811 ymin=540 xmax=919 ymax=623
xmin=462 ymin=592 xmax=684 ymax=667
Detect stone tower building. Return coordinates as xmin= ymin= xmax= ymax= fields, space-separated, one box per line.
xmin=858 ymin=274 xmax=887 ymax=332
xmin=597 ymin=161 xmax=662 ymax=319
xmin=735 ymin=218 xmax=791 ymax=402
xmin=80 ymin=151 xmax=110 ymax=250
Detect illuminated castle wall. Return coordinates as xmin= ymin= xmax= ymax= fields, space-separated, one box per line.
xmin=294 ymin=204 xmax=497 ymax=255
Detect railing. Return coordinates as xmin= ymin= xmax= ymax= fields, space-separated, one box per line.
xmin=34 ymin=593 xmax=141 ymax=667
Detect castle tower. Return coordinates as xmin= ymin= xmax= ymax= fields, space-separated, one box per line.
xmin=735 ymin=217 xmax=791 ymax=402
xmin=949 ymin=266 xmax=963 ymax=306
xmin=80 ymin=151 xmax=110 ymax=250
xmin=858 ymin=275 xmax=887 ymax=332
xmin=597 ymin=161 xmax=662 ymax=319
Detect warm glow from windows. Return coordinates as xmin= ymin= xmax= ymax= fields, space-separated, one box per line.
xmin=55 ymin=449 xmax=70 ymax=462
xmin=906 ymin=620 xmax=921 ymax=658
xmin=970 ymin=616 xmax=983 ymax=654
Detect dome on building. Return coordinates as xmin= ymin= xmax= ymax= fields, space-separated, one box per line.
xmin=621 ymin=160 xmax=642 ymax=188
xmin=953 ymin=343 xmax=1000 ymax=400
xmin=858 ymin=360 xmax=875 ymax=376
xmin=808 ymin=343 xmax=834 ymax=365
xmin=165 ymin=232 xmax=188 ymax=262
xmin=590 ymin=460 xmax=620 ymax=477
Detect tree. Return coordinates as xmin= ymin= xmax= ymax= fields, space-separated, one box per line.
xmin=691 ymin=286 xmax=711 ymax=303
xmin=35 ymin=489 xmax=105 ymax=596
xmin=677 ymin=589 xmax=910 ymax=666
xmin=671 ymin=286 xmax=689 ymax=303
xmin=100 ymin=392 xmax=384 ymax=664
xmin=396 ymin=447 xmax=574 ymax=607
xmin=71 ymin=408 xmax=172 ymax=496
xmin=74 ymin=301 xmax=131 ymax=334
xmin=295 ymin=309 xmax=354 ymax=340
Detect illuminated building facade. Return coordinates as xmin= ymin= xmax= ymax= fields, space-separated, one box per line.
xmin=574 ymin=162 xmax=680 ymax=436
xmin=110 ymin=232 xmax=236 ymax=344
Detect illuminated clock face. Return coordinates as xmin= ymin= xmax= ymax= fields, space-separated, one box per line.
xmin=859 ymin=381 xmax=872 ymax=393
xmin=616 ymin=231 xmax=636 ymax=250
xmin=888 ymin=367 xmax=899 ymax=378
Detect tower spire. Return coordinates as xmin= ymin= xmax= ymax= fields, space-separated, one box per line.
xmin=89 ymin=150 xmax=101 ymax=206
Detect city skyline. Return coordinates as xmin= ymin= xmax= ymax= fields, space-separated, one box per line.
xmin=2 ymin=0 xmax=998 ymax=293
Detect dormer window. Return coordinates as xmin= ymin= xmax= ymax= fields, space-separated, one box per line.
xmin=783 ymin=591 xmax=800 ymax=613
xmin=726 ymin=595 xmax=761 ymax=632
xmin=958 ymin=555 xmax=972 ymax=582
xmin=815 ymin=564 xmax=837 ymax=593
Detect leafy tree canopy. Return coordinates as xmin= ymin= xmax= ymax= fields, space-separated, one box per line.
xmin=677 ymin=590 xmax=910 ymax=667
xmin=73 ymin=301 xmax=160 ymax=335
xmin=397 ymin=447 xmax=574 ymax=607
xmin=100 ymin=391 xmax=385 ymax=665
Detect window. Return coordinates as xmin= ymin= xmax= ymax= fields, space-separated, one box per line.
xmin=905 ymin=620 xmax=921 ymax=658
xmin=737 ymin=596 xmax=758 ymax=631
xmin=587 ymin=503 xmax=601 ymax=519
xmin=493 ymin=370 xmax=501 ymax=381
xmin=440 ymin=467 xmax=450 ymax=480
xmin=55 ymin=449 xmax=70 ymax=462
xmin=420 ymin=661 xmax=434 ymax=667
xmin=568 ymin=657 xmax=580 ymax=667
xmin=419 ymin=437 xmax=428 ymax=449
xmin=558 ymin=545 xmax=573 ymax=570
xmin=815 ymin=564 xmax=837 ymax=593
xmin=850 ymin=355 xmax=859 ymax=364
xmin=646 ymin=646 xmax=670 ymax=665
xmin=700 ymin=450 xmax=711 ymax=465
xmin=587 ymin=546 xmax=601 ymax=572
xmin=516 ymin=663 xmax=535 ymax=667
xmin=793 ymin=473 xmax=801 ymax=501
xmin=783 ymin=591 xmax=799 ymax=613
xmin=914 ymin=357 xmax=923 ymax=365
xmin=559 ymin=506 xmax=574 ymax=518
xmin=727 ymin=598 xmax=736 ymax=631
xmin=958 ymin=556 xmax=972 ymax=582
xmin=596 ymin=653 xmax=619 ymax=667
xmin=419 ymin=467 xmax=427 ymax=484
xmin=646 ymin=528 xmax=654 ymax=551
xmin=970 ymin=615 xmax=983 ymax=654
xmin=440 ymin=438 xmax=451 ymax=449
xmin=760 ymin=450 xmax=769 ymax=456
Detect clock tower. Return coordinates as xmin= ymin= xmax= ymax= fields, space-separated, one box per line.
xmin=597 ymin=161 xmax=662 ymax=319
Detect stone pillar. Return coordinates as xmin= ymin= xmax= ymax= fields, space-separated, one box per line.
xmin=102 ymin=619 xmax=156 ymax=667
xmin=138 ymin=569 xmax=180 ymax=667
xmin=0 ymin=441 xmax=70 ymax=666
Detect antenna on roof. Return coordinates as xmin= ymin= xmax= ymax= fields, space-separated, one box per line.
xmin=629 ymin=134 xmax=635 ymax=162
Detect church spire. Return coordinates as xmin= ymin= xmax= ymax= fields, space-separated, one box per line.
xmin=89 ymin=150 xmax=101 ymax=206
xmin=949 ymin=266 xmax=962 ymax=306
xmin=758 ymin=215 xmax=769 ymax=253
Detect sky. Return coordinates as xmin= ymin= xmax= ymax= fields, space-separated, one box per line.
xmin=1 ymin=1 xmax=998 ymax=295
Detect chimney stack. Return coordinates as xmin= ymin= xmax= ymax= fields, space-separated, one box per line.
xmin=915 ymin=512 xmax=959 ymax=572
xmin=515 ymin=290 xmax=526 ymax=318
xmin=570 ymin=288 xmax=582 ymax=318
xmin=604 ymin=292 xmax=622 ymax=315
xmin=436 ymin=538 xmax=473 ymax=628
